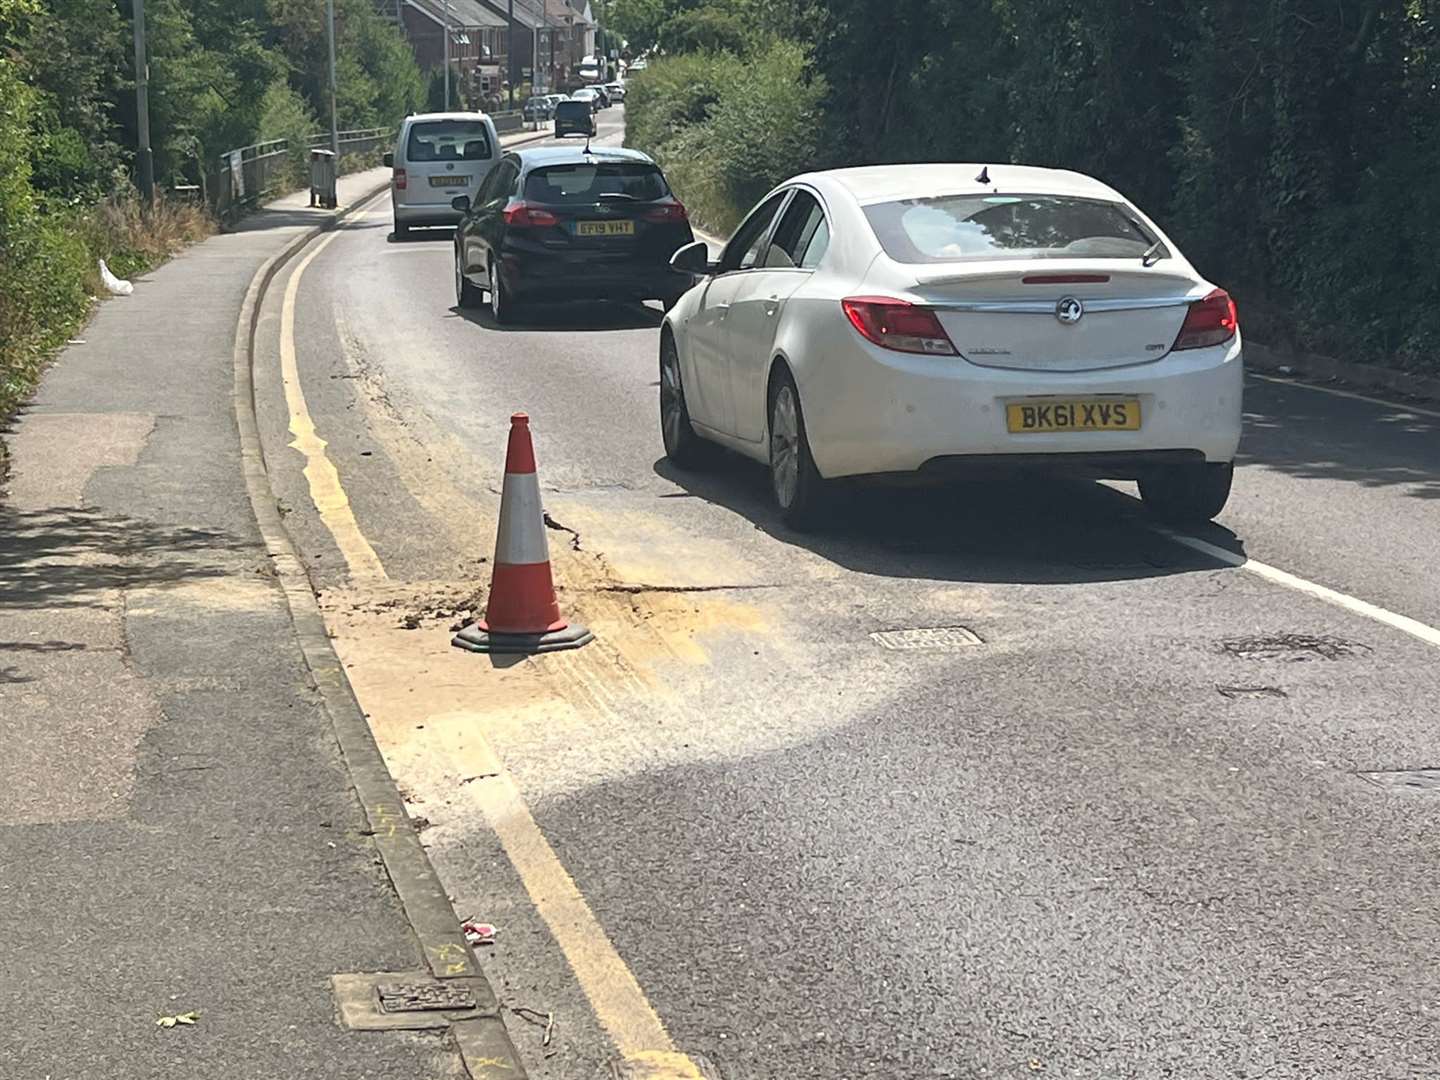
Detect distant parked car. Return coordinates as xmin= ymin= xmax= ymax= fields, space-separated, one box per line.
xmin=522 ymin=95 xmax=553 ymax=122
xmin=604 ymin=82 xmax=626 ymax=102
xmin=571 ymin=87 xmax=601 ymax=114
xmin=546 ymin=94 xmax=567 ymax=112
xmin=592 ymin=85 xmax=612 ymax=109
xmin=553 ymin=99 xmax=596 ymax=138
xmin=385 ymin=111 xmax=501 ymax=237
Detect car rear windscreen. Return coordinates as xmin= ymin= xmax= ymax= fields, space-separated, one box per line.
xmin=863 ymin=194 xmax=1164 ymax=263
xmin=525 ymin=163 xmax=668 ymax=204
xmin=406 ymin=121 xmax=492 ymax=162
xmin=555 ymin=101 xmax=590 ymax=119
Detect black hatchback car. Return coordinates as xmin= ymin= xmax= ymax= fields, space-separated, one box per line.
xmin=553 ymin=99 xmax=595 ymax=138
xmin=452 ymin=147 xmax=695 ymax=322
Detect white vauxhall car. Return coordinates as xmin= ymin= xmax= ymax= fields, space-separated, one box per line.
xmin=660 ymin=164 xmax=1243 ymax=528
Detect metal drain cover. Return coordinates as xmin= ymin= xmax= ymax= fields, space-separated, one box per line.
xmin=378 ymin=981 xmax=478 ymax=1013
xmin=332 ymin=972 xmax=495 ymax=1030
xmin=1357 ymin=769 xmax=1440 ymax=792
xmin=871 ymin=626 xmax=983 ymax=651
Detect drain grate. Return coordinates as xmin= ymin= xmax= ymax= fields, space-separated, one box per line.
xmin=1357 ymin=769 xmax=1440 ymax=792
xmin=331 ymin=972 xmax=495 ymax=1031
xmin=1219 ymin=633 xmax=1370 ymax=662
xmin=871 ymin=626 xmax=983 ymax=651
xmin=378 ymin=982 xmax=479 ymax=1014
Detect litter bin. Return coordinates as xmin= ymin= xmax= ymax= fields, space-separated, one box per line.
xmin=309 ymin=149 xmax=337 ymax=209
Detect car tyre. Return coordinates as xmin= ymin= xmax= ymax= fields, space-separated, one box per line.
xmin=455 ymin=247 xmax=483 ymax=309
xmin=659 ymin=333 xmax=710 ymax=468
xmin=768 ymin=370 xmax=828 ymax=530
xmin=1139 ymin=461 xmax=1234 ymax=524
xmin=489 ymin=261 xmax=516 ymax=326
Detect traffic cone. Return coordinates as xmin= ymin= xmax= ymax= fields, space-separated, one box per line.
xmin=452 ymin=414 xmax=593 ymax=655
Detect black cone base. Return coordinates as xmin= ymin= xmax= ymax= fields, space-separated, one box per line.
xmin=451 ymin=622 xmax=594 ymax=655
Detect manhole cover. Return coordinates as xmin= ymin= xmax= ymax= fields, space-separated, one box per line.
xmin=378 ymin=982 xmax=479 ymax=1013
xmin=1219 ymin=633 xmax=1370 ymax=661
xmin=1357 ymin=769 xmax=1440 ymax=792
xmin=871 ymin=626 xmax=983 ymax=651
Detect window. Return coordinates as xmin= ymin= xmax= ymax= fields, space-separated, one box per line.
xmin=765 ymin=190 xmax=830 ymax=270
xmin=406 ymin=120 xmax=493 ymax=163
xmin=524 ymin=162 xmax=668 ymax=204
xmin=863 ymin=194 xmax=1164 ymax=263
xmin=479 ymin=158 xmax=519 ymax=203
xmin=720 ymin=191 xmax=789 ymax=273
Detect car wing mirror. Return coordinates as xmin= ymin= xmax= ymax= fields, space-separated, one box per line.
xmin=382 ymin=152 xmax=394 ymax=168
xmin=451 ymin=195 xmax=471 ymax=214
xmin=670 ymin=240 xmax=714 ymax=275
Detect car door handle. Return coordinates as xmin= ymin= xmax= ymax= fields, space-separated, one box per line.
xmin=715 ymin=302 xmax=731 ymax=318
xmin=764 ymin=298 xmax=779 ymax=317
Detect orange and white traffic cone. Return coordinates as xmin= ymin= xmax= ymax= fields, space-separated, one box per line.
xmin=452 ymin=413 xmax=593 ymax=654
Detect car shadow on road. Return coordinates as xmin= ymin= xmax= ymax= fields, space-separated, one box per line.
xmin=452 ymin=301 xmax=663 ymax=333
xmin=654 ymin=455 xmax=1243 ymax=585
xmin=388 ymin=227 xmax=456 ymax=243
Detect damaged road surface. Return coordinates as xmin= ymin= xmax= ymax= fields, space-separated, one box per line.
xmin=248 ymin=119 xmax=1440 ymax=1080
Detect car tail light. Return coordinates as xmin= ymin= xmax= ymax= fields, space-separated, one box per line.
xmin=503 ymin=201 xmax=559 ymax=228
xmin=392 ymin=167 xmax=407 ymax=191
xmin=642 ymin=200 xmax=689 ymax=223
xmin=1172 ymin=288 xmax=1238 ymax=350
xmin=841 ymin=296 xmax=957 ymax=356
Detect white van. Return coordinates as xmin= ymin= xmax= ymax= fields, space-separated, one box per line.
xmin=385 ymin=112 xmax=501 ymax=236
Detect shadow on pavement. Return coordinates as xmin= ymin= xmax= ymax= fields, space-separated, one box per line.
xmin=1240 ymin=377 xmax=1440 ymax=498
xmin=654 ymin=455 xmax=1243 ymax=585
xmin=0 ymin=506 xmax=235 ymax=611
xmin=452 ymin=300 xmax=663 ymax=334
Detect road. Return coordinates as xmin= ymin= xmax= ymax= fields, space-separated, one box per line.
xmin=252 ymin=106 xmax=1440 ymax=1078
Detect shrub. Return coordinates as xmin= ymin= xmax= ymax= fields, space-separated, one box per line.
xmin=625 ymin=42 xmax=824 ymax=233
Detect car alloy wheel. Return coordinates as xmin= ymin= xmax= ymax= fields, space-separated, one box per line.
xmin=659 ymin=334 xmax=707 ymax=467
xmin=489 ymin=262 xmax=513 ymax=325
xmin=767 ymin=372 xmax=828 ymax=529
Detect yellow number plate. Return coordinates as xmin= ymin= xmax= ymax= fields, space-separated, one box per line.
xmin=1006 ymin=398 xmax=1142 ymax=433
xmin=577 ymin=219 xmax=635 ymax=236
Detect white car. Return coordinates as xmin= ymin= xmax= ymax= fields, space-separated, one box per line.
xmin=660 ymin=163 xmax=1243 ymax=528
xmin=386 ymin=112 xmax=501 ymax=237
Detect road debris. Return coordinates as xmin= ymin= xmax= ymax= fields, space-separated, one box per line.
xmin=1219 ymin=633 xmax=1370 ymax=661
xmin=461 ymin=920 xmax=497 ymax=946
xmin=1217 ymin=684 xmax=1289 ymax=699
xmin=156 ymin=1011 xmax=200 ymax=1028
xmin=99 ymin=258 xmax=134 ymax=296
xmin=510 ymin=1005 xmax=555 ymax=1046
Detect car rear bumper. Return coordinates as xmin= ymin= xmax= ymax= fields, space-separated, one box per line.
xmin=393 ymin=199 xmax=463 ymax=227
xmin=502 ymin=255 xmax=692 ymax=303
xmin=794 ymin=328 xmax=1244 ymax=480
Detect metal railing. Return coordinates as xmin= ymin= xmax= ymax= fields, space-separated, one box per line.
xmin=210 ymin=128 xmax=391 ymax=220
xmin=211 ymin=115 xmax=526 ymax=220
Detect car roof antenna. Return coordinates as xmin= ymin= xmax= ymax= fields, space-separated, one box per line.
xmin=975 ymin=166 xmax=990 ymax=185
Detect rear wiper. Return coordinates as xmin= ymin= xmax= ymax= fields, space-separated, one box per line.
xmin=596 ymin=192 xmax=638 ymax=201
xmin=1140 ymin=239 xmax=1165 ymax=267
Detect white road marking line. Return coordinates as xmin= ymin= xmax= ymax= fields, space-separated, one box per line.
xmin=1164 ymin=530 xmax=1440 ymax=650
xmin=1248 ymin=372 xmax=1440 ymax=420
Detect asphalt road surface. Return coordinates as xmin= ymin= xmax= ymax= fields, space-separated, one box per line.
xmin=253 ymin=105 xmax=1440 ymax=1078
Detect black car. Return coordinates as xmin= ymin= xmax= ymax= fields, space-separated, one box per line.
xmin=592 ymin=84 xmax=612 ymax=109
xmin=553 ymin=99 xmax=596 ymax=138
xmin=452 ymin=147 xmax=695 ymax=322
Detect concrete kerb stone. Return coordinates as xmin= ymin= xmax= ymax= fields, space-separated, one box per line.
xmin=229 ymin=186 xmax=529 ymax=1078
xmin=1246 ymin=340 xmax=1440 ymax=404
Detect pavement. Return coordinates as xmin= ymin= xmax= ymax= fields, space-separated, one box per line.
xmin=0 ymin=131 xmax=550 ymax=1080
xmin=8 ymin=102 xmax=1440 ymax=1080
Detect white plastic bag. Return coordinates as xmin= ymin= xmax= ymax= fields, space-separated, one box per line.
xmin=99 ymin=258 xmax=133 ymax=296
